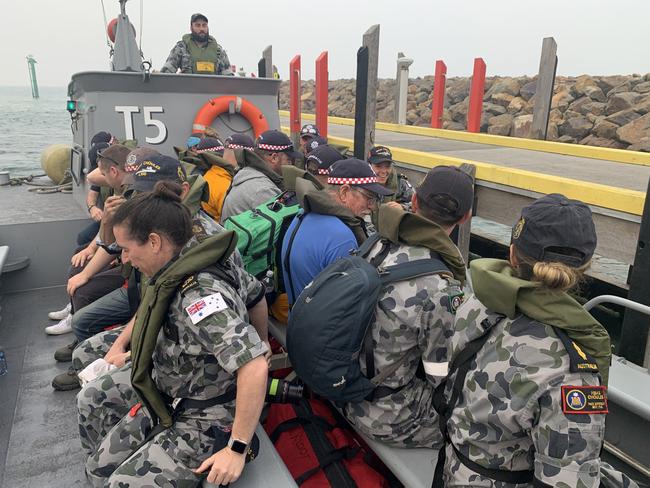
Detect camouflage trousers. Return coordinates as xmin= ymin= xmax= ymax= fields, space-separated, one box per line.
xmin=86 ymin=401 xmax=235 ymax=488
xmin=441 ymin=444 xmax=642 ymax=488
xmin=77 ymin=362 xmax=136 ymax=456
xmin=72 ymin=325 xmax=125 ymax=373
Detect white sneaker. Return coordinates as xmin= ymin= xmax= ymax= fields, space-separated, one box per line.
xmin=45 ymin=314 xmax=73 ymax=335
xmin=48 ymin=303 xmax=72 ymax=320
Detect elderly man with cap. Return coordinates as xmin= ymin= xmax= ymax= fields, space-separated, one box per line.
xmin=220 ymin=129 xmax=300 ymax=222
xmin=367 ymin=145 xmax=414 ymax=207
xmin=161 ymin=13 xmax=232 ymax=75
xmin=342 ymin=165 xmax=473 ymax=448
xmin=281 ymin=158 xmax=393 ymax=304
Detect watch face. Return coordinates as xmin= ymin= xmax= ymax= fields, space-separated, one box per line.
xmin=229 ymin=439 xmax=247 ymax=454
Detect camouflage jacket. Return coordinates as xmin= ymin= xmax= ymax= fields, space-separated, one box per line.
xmin=443 ymin=293 xmax=607 ymax=487
xmin=384 ymin=170 xmax=414 ymax=207
xmin=160 ymin=36 xmax=231 ymax=75
xmin=151 ymin=245 xmax=267 ymax=411
xmin=343 ymin=239 xmax=464 ymax=447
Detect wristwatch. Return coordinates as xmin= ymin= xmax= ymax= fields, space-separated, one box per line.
xmin=227 ymin=436 xmax=248 ymax=455
xmin=87 ymin=204 xmax=96 ymax=213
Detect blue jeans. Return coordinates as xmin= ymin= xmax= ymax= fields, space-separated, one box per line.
xmin=77 ymin=221 xmax=101 ymax=247
xmin=72 ymin=286 xmax=132 ymax=341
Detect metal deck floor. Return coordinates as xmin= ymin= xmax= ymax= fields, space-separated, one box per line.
xmin=0 ymin=286 xmax=86 ymax=487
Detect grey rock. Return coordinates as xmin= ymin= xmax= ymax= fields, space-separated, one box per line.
xmin=605 ymin=92 xmax=644 ymax=115
xmin=558 ymin=115 xmax=593 ymax=139
xmin=604 ymin=108 xmax=641 ymax=127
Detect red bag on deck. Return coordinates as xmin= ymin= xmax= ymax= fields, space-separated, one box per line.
xmin=264 ymin=398 xmax=389 ymax=488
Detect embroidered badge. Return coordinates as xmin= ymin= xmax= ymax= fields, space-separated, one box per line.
xmin=561 ymin=385 xmax=608 ymax=415
xmin=180 ymin=275 xmax=199 ymax=295
xmin=444 ymin=288 xmax=465 ymax=314
xmin=513 ymin=217 xmax=525 ymax=239
xmin=185 ymin=292 xmax=228 ymax=325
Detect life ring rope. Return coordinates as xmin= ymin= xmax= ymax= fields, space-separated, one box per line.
xmin=192 ymin=95 xmax=269 ymax=137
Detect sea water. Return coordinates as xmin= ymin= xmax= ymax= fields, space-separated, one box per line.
xmin=0 ymin=86 xmax=70 ymax=177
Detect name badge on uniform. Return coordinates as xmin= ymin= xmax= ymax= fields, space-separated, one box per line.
xmin=185 ymin=293 xmax=228 ymax=325
xmin=561 ymin=385 xmax=609 ymax=415
xmin=196 ymin=61 xmax=216 ymax=73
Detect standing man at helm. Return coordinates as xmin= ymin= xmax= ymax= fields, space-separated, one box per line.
xmin=161 ymin=13 xmax=232 ymax=75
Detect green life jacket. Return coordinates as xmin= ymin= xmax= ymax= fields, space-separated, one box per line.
xmin=470 ymin=258 xmax=611 ymax=384
xmin=296 ymin=180 xmax=367 ymax=246
xmin=182 ymin=34 xmax=223 ymax=74
xmin=281 ymin=165 xmax=323 ymax=192
xmin=130 ymin=231 xmax=238 ymax=427
xmin=376 ymin=204 xmax=467 ymax=285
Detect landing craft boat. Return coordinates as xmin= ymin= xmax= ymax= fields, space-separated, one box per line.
xmin=0 ymin=1 xmax=649 ymax=487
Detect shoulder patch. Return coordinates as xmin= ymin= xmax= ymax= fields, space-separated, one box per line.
xmin=553 ymin=327 xmax=599 ymax=374
xmin=561 ymin=385 xmax=608 ymax=415
xmin=185 ymin=292 xmax=228 ymax=325
xmin=441 ymin=286 xmax=464 ymax=314
xmin=180 ymin=275 xmax=200 ymax=296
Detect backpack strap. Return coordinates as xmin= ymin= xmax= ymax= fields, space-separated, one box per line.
xmin=283 ymin=212 xmax=307 ymax=304
xmin=431 ymin=314 xmax=536 ymax=487
xmin=364 ymin=249 xmax=453 ymax=398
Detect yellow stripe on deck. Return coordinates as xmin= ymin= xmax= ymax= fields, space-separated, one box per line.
xmin=282 ymin=125 xmax=646 ymax=216
xmin=280 ymin=110 xmax=650 ymax=168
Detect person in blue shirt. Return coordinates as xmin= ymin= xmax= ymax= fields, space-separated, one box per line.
xmin=282 ymin=158 xmax=393 ymax=303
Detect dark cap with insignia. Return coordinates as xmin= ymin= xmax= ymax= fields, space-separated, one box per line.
xmin=131 ymin=155 xmax=187 ymax=193
xmin=416 ymin=165 xmax=474 ymax=221
xmin=256 ymin=130 xmax=301 ymax=159
xmin=367 ymin=146 xmax=393 ymax=165
xmin=225 ymin=133 xmax=255 ymax=151
xmin=190 ymin=13 xmax=208 ymax=23
xmin=300 ymin=124 xmax=319 ymax=139
xmin=328 ymin=158 xmax=394 ymax=196
xmin=512 ymin=193 xmax=597 ymax=267
xmin=305 ymin=145 xmax=345 ymax=175
xmin=304 ymin=135 xmax=327 ymax=154
xmin=195 ymin=137 xmax=225 ymax=155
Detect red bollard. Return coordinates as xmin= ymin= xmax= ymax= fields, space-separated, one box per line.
xmin=430 ymin=60 xmax=447 ymax=129
xmin=315 ymin=51 xmax=329 ymax=138
xmin=289 ymin=55 xmax=302 ymax=140
xmin=467 ymin=57 xmax=486 ymax=133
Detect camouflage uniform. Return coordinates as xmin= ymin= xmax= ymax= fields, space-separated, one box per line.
xmin=342 ymin=240 xmax=464 ymax=448
xmin=442 ymin=293 xmax=612 ymax=487
xmin=85 ymin=258 xmax=268 ymax=487
xmin=160 ymin=36 xmax=231 ymax=75
xmin=76 ymin=211 xmax=255 ymax=458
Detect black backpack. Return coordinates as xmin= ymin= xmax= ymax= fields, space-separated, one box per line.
xmin=287 ymin=234 xmax=451 ymax=404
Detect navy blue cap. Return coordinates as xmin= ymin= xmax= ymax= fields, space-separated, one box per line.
xmin=304 ymin=135 xmax=327 ymax=154
xmin=91 ymin=131 xmax=113 ymax=146
xmin=131 ymin=155 xmax=187 ymax=193
xmin=417 ymin=166 xmax=474 ymax=220
xmin=256 ymin=130 xmax=301 ymax=158
xmin=225 ymin=133 xmax=255 ymax=151
xmin=300 ymin=124 xmax=320 ymax=138
xmin=195 ymin=137 xmax=225 ymax=155
xmin=368 ymin=146 xmax=393 ymax=165
xmin=191 ymin=13 xmax=208 ymax=23
xmin=305 ymin=145 xmax=344 ymax=175
xmin=512 ymin=193 xmax=596 ymax=267
xmin=327 ymin=158 xmax=393 ymax=196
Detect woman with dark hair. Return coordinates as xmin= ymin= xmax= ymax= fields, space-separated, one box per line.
xmin=435 ymin=194 xmax=640 ymax=488
xmin=84 ymin=181 xmax=269 ymax=488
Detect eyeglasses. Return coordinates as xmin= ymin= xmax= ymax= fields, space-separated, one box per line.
xmin=352 ymin=187 xmax=380 ymax=207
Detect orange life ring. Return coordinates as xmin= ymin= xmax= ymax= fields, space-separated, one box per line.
xmin=192 ymin=96 xmax=269 ymax=138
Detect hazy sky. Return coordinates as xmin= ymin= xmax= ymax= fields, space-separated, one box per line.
xmin=2 ymin=0 xmax=649 ymax=87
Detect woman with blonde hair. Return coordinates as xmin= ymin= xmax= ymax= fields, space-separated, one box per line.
xmin=434 ymin=193 xmax=640 ymax=487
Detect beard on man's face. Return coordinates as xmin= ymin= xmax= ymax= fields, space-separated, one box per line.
xmin=191 ymin=29 xmax=209 ymax=42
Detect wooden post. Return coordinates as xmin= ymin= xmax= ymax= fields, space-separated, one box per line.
xmin=449 ymin=163 xmax=476 ymax=264
xmin=353 ymin=46 xmax=369 ymax=160
xmin=530 ymin=37 xmax=558 ymax=140
xmin=263 ymin=45 xmax=273 ymax=78
xmin=315 ymin=51 xmax=329 ymax=139
xmin=430 ymin=60 xmax=446 ymax=128
xmin=619 ymin=177 xmax=650 ymax=367
xmin=361 ymin=25 xmax=380 ymax=158
xmin=467 ymin=58 xmax=486 ymax=133
xmin=395 ymin=52 xmax=413 ymax=125
xmin=289 ymin=55 xmax=301 ymax=148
